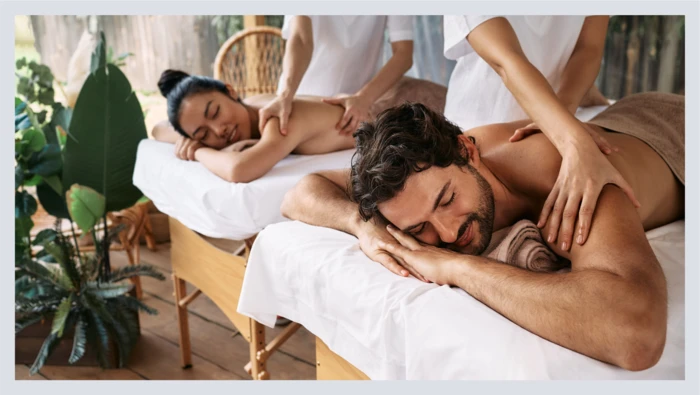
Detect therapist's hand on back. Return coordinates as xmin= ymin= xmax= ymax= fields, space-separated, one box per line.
xmin=259 ymin=93 xmax=294 ymax=136
xmin=534 ymin=124 xmax=640 ymax=252
xmin=322 ymin=94 xmax=373 ymax=136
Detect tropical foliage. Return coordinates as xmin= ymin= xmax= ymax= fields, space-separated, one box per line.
xmin=15 ymin=32 xmax=162 ymax=375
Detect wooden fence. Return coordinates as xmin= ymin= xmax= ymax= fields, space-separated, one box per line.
xmin=597 ymin=15 xmax=684 ymax=99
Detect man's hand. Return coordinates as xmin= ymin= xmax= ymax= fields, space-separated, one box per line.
xmin=174 ymin=136 xmax=204 ymax=161
xmin=322 ymin=94 xmax=373 ymax=135
xmin=259 ymin=94 xmax=293 ymax=136
xmin=356 ymin=219 xmax=427 ymax=282
xmin=221 ymin=139 xmax=259 ymax=153
xmin=378 ymin=225 xmax=463 ymax=286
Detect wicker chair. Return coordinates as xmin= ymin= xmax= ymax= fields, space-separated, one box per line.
xmin=214 ymin=26 xmax=285 ymax=98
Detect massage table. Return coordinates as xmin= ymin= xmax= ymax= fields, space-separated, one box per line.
xmin=132 ymin=139 xmax=355 ymax=379
xmin=237 ymin=219 xmax=685 ymax=380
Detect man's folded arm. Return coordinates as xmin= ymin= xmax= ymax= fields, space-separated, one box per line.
xmin=449 ymin=185 xmax=667 ymax=371
xmin=281 ymin=169 xmax=364 ymax=235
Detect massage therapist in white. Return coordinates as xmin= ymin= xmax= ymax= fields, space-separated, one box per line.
xmin=443 ymin=15 xmax=641 ymax=252
xmin=259 ymin=15 xmax=415 ymax=136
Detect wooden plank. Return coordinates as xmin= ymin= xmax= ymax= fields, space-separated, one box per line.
xmin=169 ymin=219 xmax=251 ymax=340
xmin=16 ymin=364 xmax=46 ymax=380
xmin=127 ymin=330 xmax=240 ymax=380
xmin=36 ymin=366 xmax=143 ymax=380
xmin=316 ymin=338 xmax=370 ymax=380
xmin=111 ymin=250 xmax=235 ymax=331
xmin=138 ymin=295 xmax=314 ymax=380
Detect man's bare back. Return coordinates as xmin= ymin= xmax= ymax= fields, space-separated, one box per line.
xmin=469 ymin=118 xmax=684 ymax=257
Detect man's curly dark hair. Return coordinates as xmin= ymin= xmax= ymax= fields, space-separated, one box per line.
xmin=350 ymin=102 xmax=470 ymax=221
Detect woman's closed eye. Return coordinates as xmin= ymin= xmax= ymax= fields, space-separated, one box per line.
xmin=212 ymin=105 xmax=220 ymax=119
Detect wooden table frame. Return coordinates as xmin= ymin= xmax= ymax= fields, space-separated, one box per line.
xmin=315 ymin=337 xmax=370 ymax=380
xmin=169 ymin=217 xmax=300 ymax=380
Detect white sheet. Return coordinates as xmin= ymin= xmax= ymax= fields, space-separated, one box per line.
xmin=237 ymin=220 xmax=685 ymax=380
xmin=132 ymin=139 xmax=355 ymax=240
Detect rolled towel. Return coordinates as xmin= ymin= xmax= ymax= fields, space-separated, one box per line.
xmin=484 ymin=220 xmax=567 ymax=273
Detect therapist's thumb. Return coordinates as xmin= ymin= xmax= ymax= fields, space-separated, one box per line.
xmin=322 ymin=98 xmax=342 ymax=106
xmin=258 ymin=108 xmax=271 ymax=132
xmin=279 ymin=112 xmax=290 ymax=136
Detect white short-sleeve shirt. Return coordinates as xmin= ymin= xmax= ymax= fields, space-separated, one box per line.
xmin=443 ymin=15 xmax=586 ymax=130
xmin=278 ymin=15 xmax=414 ymax=97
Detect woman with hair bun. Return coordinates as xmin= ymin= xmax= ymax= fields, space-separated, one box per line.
xmin=151 ymin=69 xmax=353 ymax=183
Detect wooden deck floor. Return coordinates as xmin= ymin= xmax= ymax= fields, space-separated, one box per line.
xmin=16 ymin=243 xmax=317 ymax=380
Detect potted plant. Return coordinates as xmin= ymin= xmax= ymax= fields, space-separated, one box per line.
xmin=15 ymin=32 xmax=163 ymax=375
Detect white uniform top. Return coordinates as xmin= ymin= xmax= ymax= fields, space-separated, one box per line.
xmin=443 ymin=15 xmax=586 ymax=130
xmin=278 ymin=15 xmax=414 ymax=97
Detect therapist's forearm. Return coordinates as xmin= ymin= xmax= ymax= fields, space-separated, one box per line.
xmin=356 ymin=43 xmax=413 ymax=103
xmin=449 ymin=256 xmax=661 ymax=371
xmin=556 ymin=49 xmax=605 ymax=113
xmin=281 ymin=174 xmax=360 ymax=236
xmin=279 ymin=34 xmax=313 ymax=99
xmin=557 ymin=16 xmax=609 ymax=112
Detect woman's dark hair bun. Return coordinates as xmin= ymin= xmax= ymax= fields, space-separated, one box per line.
xmin=158 ymin=69 xmax=190 ymax=97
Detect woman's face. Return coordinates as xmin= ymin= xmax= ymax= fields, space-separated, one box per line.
xmin=177 ymin=88 xmax=251 ymax=149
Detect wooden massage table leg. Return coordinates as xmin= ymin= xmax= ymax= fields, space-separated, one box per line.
xmin=249 ymin=319 xmax=269 ymax=380
xmin=172 ymin=274 xmax=193 ymax=368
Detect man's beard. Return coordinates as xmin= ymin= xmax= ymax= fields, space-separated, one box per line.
xmin=444 ymin=165 xmax=495 ymax=255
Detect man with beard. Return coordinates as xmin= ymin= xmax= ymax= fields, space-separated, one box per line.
xmin=280 ymin=92 xmax=684 ymax=371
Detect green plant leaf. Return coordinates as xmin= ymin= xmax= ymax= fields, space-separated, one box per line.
xmin=136 ymin=195 xmax=151 ymax=204
xmin=17 ymin=76 xmax=31 ymax=98
xmin=18 ymin=258 xmax=54 ymax=285
xmin=16 ymin=57 xmax=27 ymax=69
xmin=33 ymin=228 xmax=59 ymax=246
xmin=37 ymin=180 xmax=70 ymax=219
xmin=43 ymin=175 xmax=63 ymax=195
xmin=15 ymin=312 xmax=45 ymax=334
xmin=84 ymin=312 xmax=110 ymax=368
xmin=121 ymin=295 xmax=158 ymax=315
xmin=28 ymin=144 xmax=62 ymax=176
xmin=37 ymin=87 xmax=55 ymax=106
xmin=49 ymin=105 xmax=73 ymax=140
xmin=62 ymin=63 xmax=147 ymax=213
xmin=15 ymin=96 xmax=23 ymax=109
xmin=15 ymin=166 xmax=25 ymax=189
xmin=16 ymin=190 xmax=38 ymax=218
xmin=109 ymin=264 xmax=165 ymax=282
xmin=15 ymin=216 xmax=34 ymax=240
xmin=24 ymin=174 xmax=43 ymax=187
xmin=69 ymin=316 xmax=87 ymax=364
xmin=87 ymin=283 xmax=133 ymax=299
xmin=90 ymin=32 xmax=107 ymax=74
xmin=43 ymin=241 xmax=80 ymax=289
xmin=15 ymin=113 xmax=30 ymax=131
xmin=51 ymin=297 xmax=72 ymax=337
xmin=66 ymin=184 xmax=106 ymax=233
xmin=29 ymin=331 xmax=59 ymax=375
xmin=22 ymin=128 xmax=46 ymax=153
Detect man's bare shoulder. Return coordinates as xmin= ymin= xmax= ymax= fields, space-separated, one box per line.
xmin=469 ymin=121 xmax=562 ymax=201
xmin=544 ymin=185 xmax=663 ymax=283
